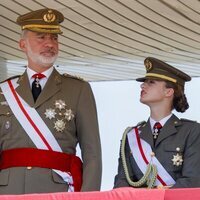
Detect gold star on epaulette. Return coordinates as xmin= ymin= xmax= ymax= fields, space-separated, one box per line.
xmin=63 ymin=73 xmax=85 ymax=81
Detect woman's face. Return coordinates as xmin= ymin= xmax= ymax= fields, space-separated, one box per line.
xmin=140 ymin=79 xmax=174 ymax=106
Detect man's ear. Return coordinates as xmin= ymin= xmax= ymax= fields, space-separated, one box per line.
xmin=19 ymin=39 xmax=26 ymax=52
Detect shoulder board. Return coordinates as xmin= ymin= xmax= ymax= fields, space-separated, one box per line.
xmin=135 ymin=120 xmax=146 ymax=128
xmin=180 ymin=118 xmax=197 ymax=123
xmin=62 ymin=73 xmax=85 ymax=81
xmin=0 ymin=75 xmax=20 ymax=84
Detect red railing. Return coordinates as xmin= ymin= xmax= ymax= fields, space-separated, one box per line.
xmin=0 ymin=187 xmax=200 ymax=200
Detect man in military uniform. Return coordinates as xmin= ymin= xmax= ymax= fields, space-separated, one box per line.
xmin=114 ymin=57 xmax=200 ymax=189
xmin=0 ymin=8 xmax=102 ymax=194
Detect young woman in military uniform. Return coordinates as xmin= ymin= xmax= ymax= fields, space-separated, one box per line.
xmin=114 ymin=57 xmax=200 ymax=189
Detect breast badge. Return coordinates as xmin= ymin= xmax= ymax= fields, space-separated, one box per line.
xmin=54 ymin=119 xmax=66 ymax=132
xmin=5 ymin=121 xmax=11 ymax=130
xmin=171 ymin=147 xmax=183 ymax=166
xmin=64 ymin=109 xmax=75 ymax=121
xmin=45 ymin=99 xmax=75 ymax=132
xmin=44 ymin=108 xmax=56 ymax=120
xmin=55 ymin=99 xmax=66 ymax=110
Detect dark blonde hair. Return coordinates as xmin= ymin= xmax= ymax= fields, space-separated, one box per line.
xmin=165 ymin=81 xmax=189 ymax=113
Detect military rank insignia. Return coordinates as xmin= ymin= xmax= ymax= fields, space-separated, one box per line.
xmin=171 ymin=147 xmax=183 ymax=166
xmin=44 ymin=99 xmax=74 ymax=132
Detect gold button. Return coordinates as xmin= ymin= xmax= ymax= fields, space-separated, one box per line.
xmin=150 ymin=152 xmax=155 ymax=157
xmin=27 ymin=166 xmax=32 ymax=170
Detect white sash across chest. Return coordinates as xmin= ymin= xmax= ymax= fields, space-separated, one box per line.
xmin=0 ymin=78 xmax=74 ymax=191
xmin=127 ymin=127 xmax=175 ymax=186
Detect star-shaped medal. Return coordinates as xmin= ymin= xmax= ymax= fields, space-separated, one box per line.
xmin=54 ymin=119 xmax=66 ymax=132
xmin=55 ymin=100 xmax=66 ymax=110
xmin=172 ymin=153 xmax=183 ymax=166
xmin=64 ymin=109 xmax=74 ymax=121
xmin=44 ymin=108 xmax=57 ymax=120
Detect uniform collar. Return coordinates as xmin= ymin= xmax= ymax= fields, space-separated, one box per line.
xmin=150 ymin=113 xmax=172 ymax=131
xmin=27 ymin=66 xmax=54 ymax=80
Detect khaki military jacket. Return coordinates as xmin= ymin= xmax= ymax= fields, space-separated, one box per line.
xmin=114 ymin=114 xmax=200 ymax=188
xmin=0 ymin=68 xmax=102 ymax=194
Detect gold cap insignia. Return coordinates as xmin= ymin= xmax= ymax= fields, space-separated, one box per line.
xmin=43 ymin=10 xmax=56 ymax=23
xmin=144 ymin=59 xmax=152 ymax=72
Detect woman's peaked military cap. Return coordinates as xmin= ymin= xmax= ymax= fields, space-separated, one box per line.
xmin=136 ymin=57 xmax=191 ymax=86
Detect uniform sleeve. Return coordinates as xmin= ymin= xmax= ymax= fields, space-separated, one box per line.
xmin=172 ymin=122 xmax=200 ymax=188
xmin=76 ymin=82 xmax=102 ymax=191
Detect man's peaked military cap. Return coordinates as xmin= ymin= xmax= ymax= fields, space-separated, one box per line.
xmin=136 ymin=57 xmax=191 ymax=86
xmin=16 ymin=8 xmax=64 ymax=34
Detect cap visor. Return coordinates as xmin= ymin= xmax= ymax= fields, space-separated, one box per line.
xmin=136 ymin=76 xmax=167 ymax=82
xmin=136 ymin=77 xmax=146 ymax=82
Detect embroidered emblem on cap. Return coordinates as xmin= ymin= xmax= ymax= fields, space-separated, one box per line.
xmin=43 ymin=10 xmax=56 ymax=23
xmin=144 ymin=59 xmax=153 ymax=72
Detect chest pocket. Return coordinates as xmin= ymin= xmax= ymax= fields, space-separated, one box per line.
xmin=163 ymin=144 xmax=184 ymax=172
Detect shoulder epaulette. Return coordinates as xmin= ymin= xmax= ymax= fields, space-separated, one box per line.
xmin=180 ymin=118 xmax=196 ymax=123
xmin=0 ymin=75 xmax=20 ymax=84
xmin=63 ymin=73 xmax=85 ymax=81
xmin=135 ymin=120 xmax=146 ymax=128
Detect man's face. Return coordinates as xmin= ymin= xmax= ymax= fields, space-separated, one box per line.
xmin=20 ymin=31 xmax=59 ymax=69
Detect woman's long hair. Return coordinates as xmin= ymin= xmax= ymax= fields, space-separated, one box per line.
xmin=165 ymin=81 xmax=189 ymax=113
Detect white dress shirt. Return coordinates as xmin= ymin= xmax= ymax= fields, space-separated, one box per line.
xmin=27 ymin=66 xmax=54 ymax=90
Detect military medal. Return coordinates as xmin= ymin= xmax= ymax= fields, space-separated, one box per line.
xmin=55 ymin=99 xmax=66 ymax=110
xmin=44 ymin=108 xmax=56 ymax=120
xmin=153 ymin=128 xmax=159 ymax=139
xmin=34 ymin=76 xmax=40 ymax=88
xmin=152 ymin=122 xmax=162 ymax=139
xmin=64 ymin=109 xmax=74 ymax=121
xmin=54 ymin=119 xmax=66 ymax=132
xmin=172 ymin=147 xmax=183 ymax=166
xmin=45 ymin=99 xmax=74 ymax=133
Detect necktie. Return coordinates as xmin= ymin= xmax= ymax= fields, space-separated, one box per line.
xmin=153 ymin=122 xmax=162 ymax=143
xmin=32 ymin=73 xmax=45 ymax=102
